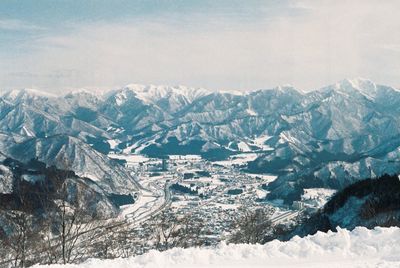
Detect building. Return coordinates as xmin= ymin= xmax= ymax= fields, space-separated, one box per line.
xmin=292 ymin=201 xmax=304 ymax=210
xmin=162 ymin=159 xmax=168 ymax=171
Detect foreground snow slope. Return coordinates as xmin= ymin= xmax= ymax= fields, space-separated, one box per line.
xmin=37 ymin=227 xmax=400 ymax=268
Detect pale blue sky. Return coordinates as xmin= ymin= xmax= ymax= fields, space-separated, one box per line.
xmin=1 ymin=0 xmax=399 ymax=92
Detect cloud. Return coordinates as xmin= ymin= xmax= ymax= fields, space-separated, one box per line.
xmin=1 ymin=0 xmax=400 ymax=92
xmin=380 ymin=44 xmax=400 ymax=53
xmin=0 ymin=19 xmax=44 ymax=31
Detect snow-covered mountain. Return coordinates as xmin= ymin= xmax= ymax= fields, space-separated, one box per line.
xmin=0 ymin=156 xmax=120 ymax=218
xmin=1 ymin=78 xmax=400 ymax=202
xmin=9 ymin=134 xmax=138 ymax=194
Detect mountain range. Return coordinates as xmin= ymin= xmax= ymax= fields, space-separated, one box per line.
xmin=1 ymin=78 xmax=400 ymax=203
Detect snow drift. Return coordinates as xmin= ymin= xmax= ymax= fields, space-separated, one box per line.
xmin=36 ymin=226 xmax=400 ymax=268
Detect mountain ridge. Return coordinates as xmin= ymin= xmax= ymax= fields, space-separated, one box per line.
xmin=6 ymin=77 xmax=394 ymax=100
xmin=1 ymin=78 xmax=400 ymax=203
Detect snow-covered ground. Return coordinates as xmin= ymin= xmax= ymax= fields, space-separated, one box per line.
xmin=252 ymin=135 xmax=274 ymax=151
xmin=35 ymin=227 xmax=400 ymax=268
xmin=108 ymin=153 xmax=151 ymax=167
xmin=119 ymin=175 xmax=171 ymax=223
xmin=245 ymin=173 xmax=277 ymax=183
xmin=301 ymin=188 xmax=337 ymax=208
xmin=214 ymin=153 xmax=259 ymax=166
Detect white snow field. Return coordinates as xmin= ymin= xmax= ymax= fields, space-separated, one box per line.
xmin=36 ymin=226 xmax=400 ymax=268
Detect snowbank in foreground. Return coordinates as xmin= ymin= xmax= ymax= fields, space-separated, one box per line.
xmin=37 ymin=227 xmax=400 ymax=268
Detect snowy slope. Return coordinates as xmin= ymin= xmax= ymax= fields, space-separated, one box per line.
xmin=2 ymin=88 xmax=57 ymax=103
xmin=35 ymin=226 xmax=400 ymax=268
xmin=0 ymin=164 xmax=13 ymax=194
xmin=9 ymin=135 xmax=139 ymax=194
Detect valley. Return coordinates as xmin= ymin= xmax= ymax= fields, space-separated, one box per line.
xmin=108 ymin=151 xmax=332 ymax=245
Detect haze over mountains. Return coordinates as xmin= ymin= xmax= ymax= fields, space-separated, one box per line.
xmin=1 ymin=78 xmax=400 ymax=203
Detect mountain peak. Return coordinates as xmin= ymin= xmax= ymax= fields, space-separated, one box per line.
xmin=65 ymin=88 xmax=100 ymax=95
xmin=120 ymin=83 xmax=212 ymax=104
xmin=315 ymin=78 xmax=380 ymax=100
xmin=338 ymin=77 xmax=376 ymax=90
xmin=2 ymin=88 xmax=57 ymax=102
xmin=274 ymin=85 xmax=303 ymax=94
